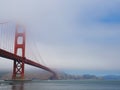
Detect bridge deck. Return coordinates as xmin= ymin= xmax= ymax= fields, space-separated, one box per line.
xmin=0 ymin=49 xmax=56 ymax=78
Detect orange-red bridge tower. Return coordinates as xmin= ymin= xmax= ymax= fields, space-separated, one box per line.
xmin=12 ymin=25 xmax=25 ymax=79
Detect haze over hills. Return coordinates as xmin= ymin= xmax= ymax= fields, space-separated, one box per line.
xmin=0 ymin=70 xmax=120 ymax=80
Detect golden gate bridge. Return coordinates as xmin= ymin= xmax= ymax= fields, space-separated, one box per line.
xmin=0 ymin=22 xmax=57 ymax=80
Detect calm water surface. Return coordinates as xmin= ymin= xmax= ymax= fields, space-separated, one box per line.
xmin=0 ymin=80 xmax=120 ymax=90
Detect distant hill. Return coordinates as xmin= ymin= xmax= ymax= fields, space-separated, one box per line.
xmin=103 ymin=75 xmax=120 ymax=80
xmin=1 ymin=70 xmax=53 ymax=80
xmin=0 ymin=70 xmax=120 ymax=80
xmin=0 ymin=71 xmax=8 ymax=78
xmin=0 ymin=70 xmax=101 ymax=80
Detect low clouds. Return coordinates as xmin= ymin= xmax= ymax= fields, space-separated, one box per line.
xmin=0 ymin=0 xmax=120 ymax=73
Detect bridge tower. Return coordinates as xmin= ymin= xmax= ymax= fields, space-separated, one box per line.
xmin=12 ymin=24 xmax=26 ymax=79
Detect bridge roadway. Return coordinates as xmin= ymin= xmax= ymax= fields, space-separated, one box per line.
xmin=0 ymin=49 xmax=57 ymax=78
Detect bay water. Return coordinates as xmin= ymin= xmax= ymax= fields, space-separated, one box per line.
xmin=0 ymin=80 xmax=120 ymax=90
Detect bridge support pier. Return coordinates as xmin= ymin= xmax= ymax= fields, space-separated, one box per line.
xmin=12 ymin=24 xmax=25 ymax=80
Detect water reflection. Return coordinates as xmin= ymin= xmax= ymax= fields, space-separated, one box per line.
xmin=11 ymin=82 xmax=24 ymax=90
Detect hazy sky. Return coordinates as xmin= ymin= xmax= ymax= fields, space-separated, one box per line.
xmin=0 ymin=0 xmax=120 ymax=75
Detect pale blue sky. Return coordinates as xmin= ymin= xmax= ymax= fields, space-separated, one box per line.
xmin=0 ymin=0 xmax=120 ymax=75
